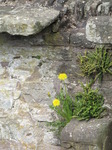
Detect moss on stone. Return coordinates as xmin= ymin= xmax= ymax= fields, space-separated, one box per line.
xmin=33 ymin=22 xmax=43 ymax=33
xmin=20 ymin=24 xmax=28 ymax=32
xmin=44 ymin=32 xmax=63 ymax=45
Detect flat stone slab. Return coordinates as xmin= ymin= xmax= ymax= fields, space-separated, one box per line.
xmin=0 ymin=5 xmax=59 ymax=36
xmin=86 ymin=16 xmax=112 ymax=44
xmin=61 ymin=118 xmax=112 ymax=150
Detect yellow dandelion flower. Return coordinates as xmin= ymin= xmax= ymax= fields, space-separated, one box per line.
xmin=53 ymin=99 xmax=60 ymax=107
xmin=58 ymin=73 xmax=67 ymax=81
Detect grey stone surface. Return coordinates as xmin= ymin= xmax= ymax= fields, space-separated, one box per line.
xmin=85 ymin=0 xmax=112 ymax=17
xmin=85 ymin=0 xmax=102 ymax=17
xmin=0 ymin=33 xmax=83 ymax=149
xmin=0 ymin=5 xmax=59 ymax=36
xmin=0 ymin=0 xmax=111 ymax=149
xmin=61 ymin=118 xmax=112 ymax=150
xmin=0 ymin=31 xmax=111 ymax=149
xmin=97 ymin=1 xmax=112 ymax=15
xmin=70 ymin=28 xmax=95 ymax=48
xmin=86 ymin=16 xmax=112 ymax=44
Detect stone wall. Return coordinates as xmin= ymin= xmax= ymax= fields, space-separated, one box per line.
xmin=0 ymin=0 xmax=111 ymax=150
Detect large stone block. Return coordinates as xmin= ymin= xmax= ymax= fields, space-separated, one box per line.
xmin=0 ymin=5 xmax=59 ymax=36
xmin=61 ymin=118 xmax=112 ymax=150
xmin=86 ymin=16 xmax=112 ymax=44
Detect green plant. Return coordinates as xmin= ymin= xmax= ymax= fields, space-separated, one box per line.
xmin=48 ymin=73 xmax=74 ymax=134
xmin=32 ymin=55 xmax=41 ymax=59
xmin=78 ymin=47 xmax=112 ymax=82
xmin=48 ymin=46 xmax=110 ymax=133
xmin=73 ymin=82 xmax=105 ymax=120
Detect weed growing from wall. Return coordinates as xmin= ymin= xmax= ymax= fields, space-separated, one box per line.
xmin=78 ymin=47 xmax=112 ymax=82
xmin=48 ymin=47 xmax=110 ymax=133
xmin=73 ymin=82 xmax=105 ymax=120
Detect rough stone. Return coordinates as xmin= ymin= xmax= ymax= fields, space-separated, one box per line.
xmin=61 ymin=118 xmax=112 ymax=150
xmin=0 ymin=0 xmax=111 ymax=149
xmin=73 ymin=0 xmax=85 ymax=21
xmin=100 ymin=80 xmax=112 ymax=113
xmin=97 ymin=1 xmax=112 ymax=15
xmin=0 ymin=37 xmax=82 ymax=149
xmin=85 ymin=0 xmax=102 ymax=17
xmin=0 ymin=5 xmax=59 ymax=36
xmin=0 ymin=140 xmax=29 ymax=150
xmin=86 ymin=16 xmax=112 ymax=44
xmin=36 ymin=143 xmax=66 ymax=150
xmin=70 ymin=28 xmax=95 ymax=48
